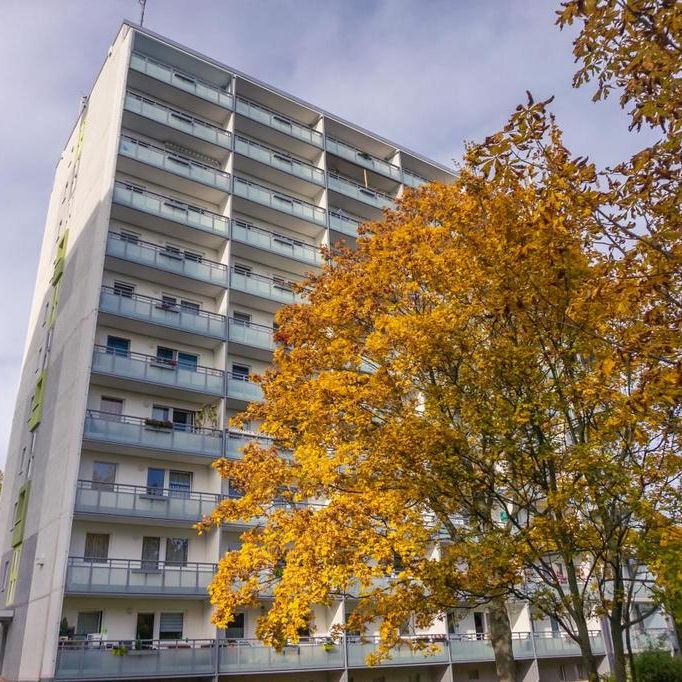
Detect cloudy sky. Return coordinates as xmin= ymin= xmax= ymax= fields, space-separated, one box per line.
xmin=0 ymin=0 xmax=655 ymax=465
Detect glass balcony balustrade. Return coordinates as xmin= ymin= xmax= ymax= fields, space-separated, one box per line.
xmin=326 ymin=137 xmax=402 ymax=182
xmin=106 ymin=232 xmax=228 ymax=287
xmin=65 ymin=557 xmax=216 ymax=596
xmin=327 ymin=173 xmax=394 ymax=210
xmin=226 ymin=373 xmax=264 ymax=403
xmin=91 ymin=345 xmax=224 ymax=395
xmin=225 ymin=431 xmax=273 ymax=459
xmin=74 ymin=479 xmax=221 ymax=523
xmin=235 ymin=97 xmax=323 ymax=147
xmin=328 ymin=210 xmax=362 ymax=237
xmin=112 ymin=182 xmax=229 ymax=238
xmin=99 ymin=286 xmax=226 ymax=339
xmin=402 ymin=168 xmax=428 ymax=189
xmin=232 ymin=176 xmax=326 ymax=226
xmin=119 ymin=136 xmax=231 ymax=192
xmin=230 ymin=268 xmax=304 ymax=305
xmin=234 ymin=136 xmax=324 ymax=185
xmin=130 ymin=52 xmax=233 ymax=110
xmin=228 ymin=317 xmax=275 ymax=351
xmin=124 ymin=91 xmax=232 ymax=149
xmin=347 ymin=637 xmax=450 ymax=667
xmin=83 ymin=410 xmax=223 ymax=458
xmin=231 ymin=219 xmax=320 ymax=265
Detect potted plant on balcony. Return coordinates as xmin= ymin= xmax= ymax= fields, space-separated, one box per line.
xmin=144 ymin=417 xmax=174 ymax=430
xmin=111 ymin=644 xmax=128 ymax=656
xmin=196 ymin=403 xmax=218 ymax=429
xmin=322 ymin=639 xmax=336 ymax=653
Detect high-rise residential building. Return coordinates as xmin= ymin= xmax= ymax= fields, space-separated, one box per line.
xmin=0 ymin=21 xmax=673 ymax=682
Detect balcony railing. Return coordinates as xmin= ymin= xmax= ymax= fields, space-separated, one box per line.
xmin=226 ymin=374 xmax=264 ymax=403
xmin=402 ymin=168 xmax=427 ymax=189
xmin=231 ymin=219 xmax=321 ymax=265
xmin=55 ymin=630 xmax=614 ymax=679
xmin=130 ymin=52 xmax=233 ymax=110
xmin=232 ymin=176 xmax=326 ymax=226
xmin=119 ymin=136 xmax=231 ymax=192
xmin=235 ymin=135 xmax=325 ymax=186
xmin=99 ymin=286 xmax=226 ymax=339
xmin=235 ymin=97 xmax=323 ymax=147
xmin=112 ymin=182 xmax=229 ymax=238
xmin=228 ymin=318 xmax=275 ymax=351
xmin=327 ymin=173 xmax=394 ymax=210
xmin=230 ymin=268 xmax=304 ymax=305
xmin=328 ymin=210 xmax=362 ymax=237
xmin=326 ymin=137 xmax=402 ymax=182
xmin=627 ymin=628 xmax=677 ymax=653
xmin=106 ymin=232 xmax=228 ymax=287
xmin=92 ymin=346 xmax=224 ymax=395
xmin=83 ymin=410 xmax=223 ymax=458
xmin=65 ymin=557 xmax=216 ymax=596
xmin=225 ymin=431 xmax=273 ymax=458
xmin=124 ymin=91 xmax=232 ymax=150
xmin=74 ymin=480 xmax=222 ymax=523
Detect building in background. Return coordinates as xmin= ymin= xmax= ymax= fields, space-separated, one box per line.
xmin=0 ymin=21 xmax=673 ymax=682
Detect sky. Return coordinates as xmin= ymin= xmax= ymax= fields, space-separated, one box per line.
xmin=0 ymin=0 xmax=657 ymax=466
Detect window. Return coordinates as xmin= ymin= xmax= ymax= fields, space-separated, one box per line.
xmin=183 ymin=250 xmax=202 ymax=263
xmin=172 ymin=409 xmax=193 ymax=431
xmin=113 ymin=281 xmax=134 ymax=298
xmin=11 ymin=483 xmax=30 ymax=547
xmin=468 ymin=671 xmax=480 ymax=681
xmin=446 ymin=611 xmax=460 ymax=636
xmin=165 ymin=538 xmax=188 ymax=566
xmin=92 ymin=462 xmax=116 ymax=490
xmin=169 ymin=471 xmax=192 ymax=497
xmin=154 ymin=347 xmax=198 ymax=370
xmin=159 ymin=612 xmax=184 ymax=640
xmin=119 ymin=230 xmax=139 ymax=244
xmin=225 ymin=612 xmax=245 ymax=639
xmin=232 ymin=311 xmax=251 ymax=326
xmin=232 ymin=364 xmax=250 ymax=380
xmin=473 ymin=612 xmax=488 ymax=639
xmin=152 ymin=405 xmax=170 ymax=422
xmin=272 ymin=276 xmax=291 ymax=291
xmin=155 ymin=347 xmax=176 ymax=367
xmin=146 ymin=468 xmax=165 ymax=495
xmin=106 ymin=336 xmax=130 ymax=357
xmin=6 ymin=547 xmax=21 ymax=606
xmin=76 ymin=611 xmax=102 ymax=636
xmin=100 ymin=397 xmax=124 ymax=419
xmin=162 ymin=244 xmax=183 ymax=260
xmin=19 ymin=447 xmax=26 ymax=475
xmin=160 ymin=295 xmax=179 ymax=311
xmin=177 ymin=352 xmax=198 ymax=370
xmin=84 ymin=533 xmax=109 ymax=563
xmin=233 ymin=263 xmax=252 ymax=277
xmin=141 ymin=537 xmax=160 ymax=570
xmin=180 ymin=299 xmax=200 ymax=314
xmin=136 ymin=613 xmax=154 ymax=641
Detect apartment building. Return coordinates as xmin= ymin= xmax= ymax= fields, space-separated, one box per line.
xmin=0 ymin=21 xmax=674 ymax=682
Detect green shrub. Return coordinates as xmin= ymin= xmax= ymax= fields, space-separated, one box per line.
xmin=635 ymin=650 xmax=682 ymax=682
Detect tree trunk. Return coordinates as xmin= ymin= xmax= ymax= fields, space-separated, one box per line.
xmin=488 ymin=597 xmax=517 ymax=682
xmin=573 ymin=615 xmax=600 ymax=682
xmin=609 ymin=619 xmax=627 ymax=682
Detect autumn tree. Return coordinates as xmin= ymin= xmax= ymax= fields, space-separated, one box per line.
xmin=200 ymin=3 xmax=681 ymax=682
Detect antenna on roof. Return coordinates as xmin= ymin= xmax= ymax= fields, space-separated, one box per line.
xmin=138 ymin=0 xmax=147 ymax=26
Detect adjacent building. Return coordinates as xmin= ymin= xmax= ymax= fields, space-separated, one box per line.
xmin=0 ymin=21 xmax=673 ymax=682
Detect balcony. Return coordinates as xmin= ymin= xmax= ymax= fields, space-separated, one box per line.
xmin=234 ymin=135 xmax=324 ymax=195
xmin=98 ymin=287 xmax=226 ymax=347
xmin=65 ymin=557 xmax=215 ymax=597
xmin=232 ymin=176 xmax=326 ymax=235
xmin=118 ymin=136 xmax=230 ymax=203
xmin=228 ymin=318 xmax=274 ymax=360
xmin=327 ymin=172 xmax=395 ymax=214
xmin=229 ymin=268 xmax=304 ymax=312
xmin=74 ymin=480 xmax=221 ymax=524
xmin=129 ymin=51 xmax=233 ymax=120
xmin=111 ymin=182 xmax=229 ymax=247
xmin=326 ymin=137 xmax=402 ymax=183
xmin=347 ymin=637 xmax=449 ymax=667
xmin=235 ymin=96 xmax=323 ymax=149
xmin=123 ymin=92 xmax=231 ymax=160
xmin=225 ymin=431 xmax=273 ymax=459
xmin=329 ymin=210 xmax=362 ymax=239
xmin=627 ymin=628 xmax=676 ymax=653
xmin=56 ymin=639 xmax=216 ymax=680
xmin=105 ymin=231 xmax=228 ymax=293
xmin=226 ymin=373 xmax=264 ymax=406
xmin=402 ymin=168 xmax=427 ymax=189
xmin=82 ymin=410 xmax=223 ymax=461
xmin=230 ymin=218 xmax=321 ymax=271
xmin=91 ymin=346 xmax=224 ymax=399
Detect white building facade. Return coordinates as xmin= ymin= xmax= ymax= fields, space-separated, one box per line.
xmin=0 ymin=22 xmax=673 ymax=682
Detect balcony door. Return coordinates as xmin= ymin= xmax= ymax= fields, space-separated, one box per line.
xmin=141 ymin=537 xmax=160 ymax=571
xmin=136 ymin=613 xmax=154 ymax=641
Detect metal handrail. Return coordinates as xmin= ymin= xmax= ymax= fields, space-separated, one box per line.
xmin=326 ymin=136 xmax=401 ymax=181
xmin=92 ymin=345 xmax=224 ymax=377
xmin=327 ymin=171 xmax=394 ymax=202
xmin=76 ymin=479 xmax=222 ymax=503
xmin=67 ymin=556 xmax=217 ymax=571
